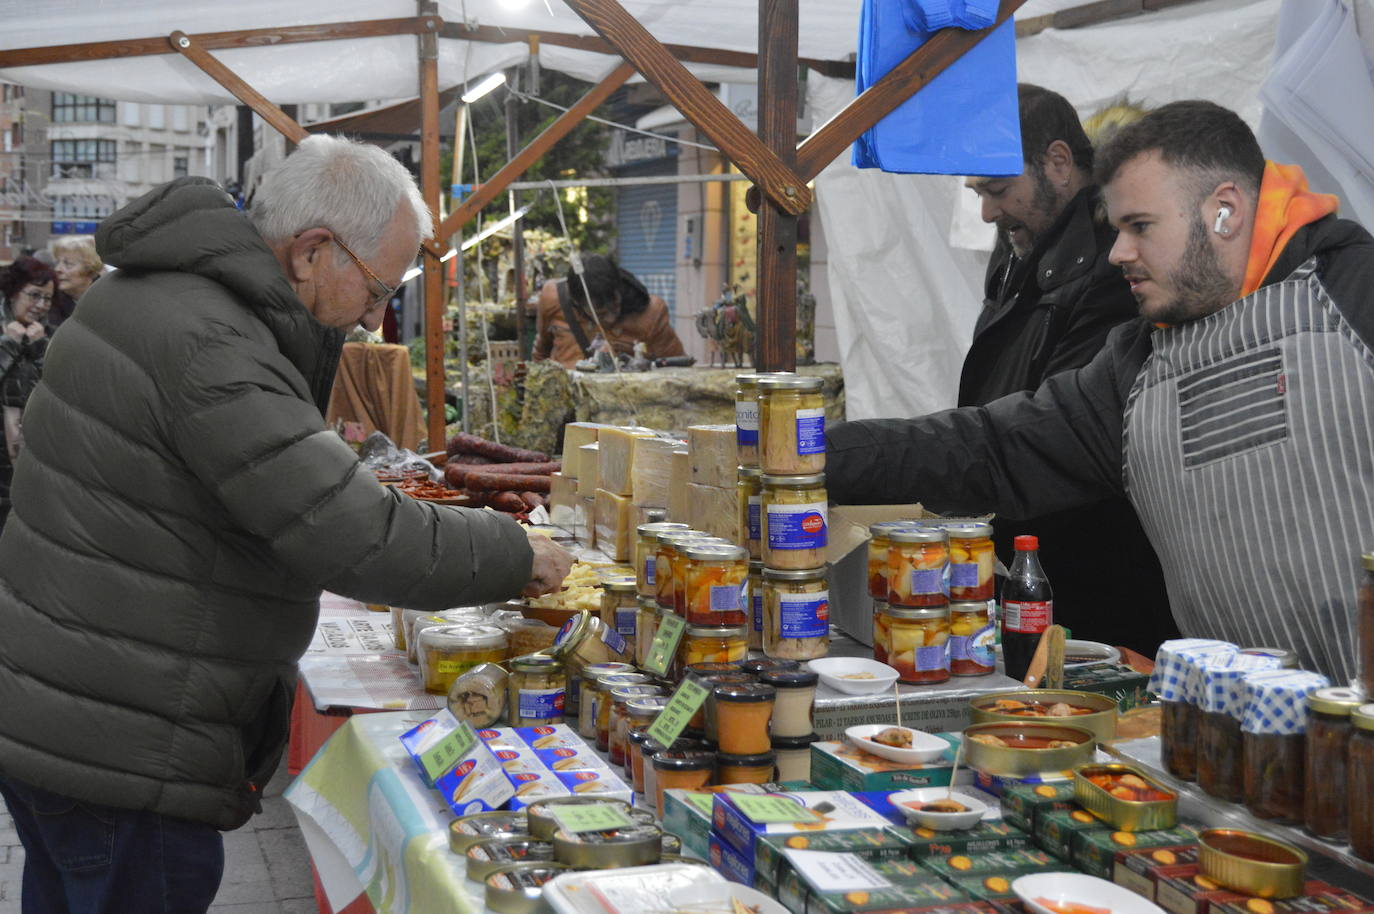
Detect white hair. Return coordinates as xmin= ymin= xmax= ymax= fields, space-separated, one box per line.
xmin=249 ymin=134 xmax=433 ymax=259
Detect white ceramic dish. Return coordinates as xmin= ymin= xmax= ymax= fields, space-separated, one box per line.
xmin=808 ymin=657 xmax=900 ymax=695
xmin=666 ymin=881 xmax=791 ymax=914
xmin=1063 ymin=640 xmax=1122 ymax=669
xmin=1013 ymin=872 xmax=1167 ymax=914
xmin=545 ymin=864 xmax=723 ymax=914
xmin=888 ymin=788 xmax=988 ymax=831
xmin=844 ymin=724 xmax=950 ymax=764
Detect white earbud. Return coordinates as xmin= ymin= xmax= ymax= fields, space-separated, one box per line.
xmin=1214 ymin=205 xmax=1232 ymax=235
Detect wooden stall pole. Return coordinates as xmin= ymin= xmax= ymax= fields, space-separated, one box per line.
xmin=505 ymin=71 xmax=528 ymax=358
xmin=418 ymin=2 xmax=447 ymax=452
xmin=168 ymin=31 xmax=309 ymax=143
xmin=754 ymin=0 xmax=800 ymax=372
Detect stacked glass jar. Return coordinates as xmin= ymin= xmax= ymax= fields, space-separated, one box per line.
xmin=1148 ymin=638 xmax=1239 ymax=782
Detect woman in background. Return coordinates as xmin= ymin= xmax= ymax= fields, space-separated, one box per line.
xmin=0 ymin=257 xmax=55 ymax=528
xmin=50 ymin=235 xmax=102 ymax=326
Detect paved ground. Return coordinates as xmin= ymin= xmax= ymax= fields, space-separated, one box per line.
xmin=0 ymin=759 xmax=319 ymax=914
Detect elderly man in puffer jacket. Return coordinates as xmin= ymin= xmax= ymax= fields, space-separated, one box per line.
xmin=0 ymin=135 xmax=572 ymax=912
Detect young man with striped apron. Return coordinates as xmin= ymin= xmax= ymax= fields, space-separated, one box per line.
xmin=826 ymin=101 xmax=1374 ymax=685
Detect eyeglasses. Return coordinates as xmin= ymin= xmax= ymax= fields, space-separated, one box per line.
xmin=330 ymin=234 xmax=398 ymax=308
xmin=20 ymin=289 xmax=53 ymax=304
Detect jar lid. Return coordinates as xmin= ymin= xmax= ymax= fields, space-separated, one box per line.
xmin=762 ymin=566 xmax=829 ymax=582
xmin=601 ymin=575 xmax=638 ymax=593
xmin=949 ymin=601 xmax=992 ymax=615
xmin=888 ymin=526 xmax=949 ymax=544
xmin=626 ymin=696 xmax=671 ymax=715
xmin=771 ymin=733 xmax=820 ymax=751
xmin=628 ymin=726 xmax=650 ymax=746
xmin=879 ymin=604 xmax=951 ymax=620
xmin=580 ymin=662 xmax=634 ymax=684
xmin=759 ymin=669 xmax=819 ymax=689
xmin=657 ymin=529 xmax=717 ymax=545
xmin=552 ymin=611 xmax=592 ymax=656
xmin=735 ymin=372 xmax=771 ymax=388
xmin=716 ymin=751 xmax=776 ymax=767
xmin=609 ymin=685 xmax=663 ymax=702
xmin=1353 ymin=703 xmax=1374 ymax=731
xmin=685 ymin=661 xmax=746 ymax=675
xmin=741 ymin=658 xmax=800 ymax=676
xmin=868 ymin=520 xmax=920 ymax=538
xmin=943 ymin=521 xmax=994 ymax=539
xmin=638 ymin=521 xmax=688 ymax=539
xmin=419 ymin=623 xmax=509 ymax=650
xmin=1308 ymin=687 xmax=1366 ymax=716
xmin=597 ymin=671 xmax=651 ymax=688
xmin=651 ymin=749 xmax=715 ymax=771
xmin=1239 ymin=647 xmax=1299 ymax=668
xmin=714 ymin=681 xmax=776 ymax=703
xmin=738 ymin=465 xmax=763 ymax=480
xmin=1364 ymin=553 xmax=1374 ymax=572
xmin=749 ymin=560 xmax=764 ymax=573
xmin=510 ymin=653 xmax=563 ymax=674
xmin=683 ymin=542 xmax=750 ymax=562
xmin=761 ymin=473 xmax=826 ymax=487
xmin=687 ymin=624 xmax=749 ymax=638
xmin=757 ymin=374 xmax=823 ymax=392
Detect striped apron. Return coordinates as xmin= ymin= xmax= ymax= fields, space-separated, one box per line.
xmin=1123 ymin=259 xmax=1374 ymax=685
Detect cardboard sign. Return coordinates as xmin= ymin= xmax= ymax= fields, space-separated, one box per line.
xmin=646 ymin=673 xmax=710 ymax=747
xmin=550 ymin=802 xmax=635 ymax=833
xmin=642 ymin=613 xmax=687 ymax=677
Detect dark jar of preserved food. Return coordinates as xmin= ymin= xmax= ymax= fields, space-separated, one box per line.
xmin=1198 ymin=710 xmax=1244 ymax=802
xmin=1163 ymin=701 xmax=1201 ymax=781
xmin=1304 ymin=687 xmax=1364 ymax=840
xmin=1360 ymin=554 xmax=1374 ymax=698
xmin=1349 ymin=703 xmax=1374 ymax=863
xmin=1243 ymin=732 xmax=1305 ymax=823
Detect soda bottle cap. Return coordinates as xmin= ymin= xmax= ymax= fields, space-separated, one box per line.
xmin=1013 ymin=535 xmax=1039 ymax=551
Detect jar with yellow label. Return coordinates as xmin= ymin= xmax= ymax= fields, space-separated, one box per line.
xmin=737 ymin=467 xmax=763 ymax=560
xmin=757 ymin=374 xmax=825 ymax=475
xmin=761 ymin=474 xmax=827 ymax=570
xmin=949 ymin=601 xmax=995 ymax=676
xmin=418 ymin=624 xmax=509 ymax=695
xmin=748 ymin=561 xmax=764 ymax=651
xmin=636 ymin=522 xmax=687 ymax=600
xmin=681 ymin=624 xmax=748 ymax=668
xmin=635 ymin=596 xmax=660 ymax=668
xmin=405 ymin=607 xmax=488 ymax=664
xmin=600 ymin=575 xmax=639 ymax=646
xmin=874 ymin=604 xmax=950 ymax=684
xmin=683 ymin=542 xmax=749 ymax=627
xmin=887 ymin=526 xmax=949 ymax=607
xmin=655 ymin=529 xmax=715 ymax=611
xmin=762 ymin=566 xmax=829 ymax=661
xmin=735 ymin=373 xmax=767 ymax=467
xmin=945 ymin=522 xmax=995 ymax=602
xmin=507 ymin=654 xmax=567 ymax=726
xmin=867 ymin=521 xmax=916 ymax=601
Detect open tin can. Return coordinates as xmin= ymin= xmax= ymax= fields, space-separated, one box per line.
xmin=484 ymin=862 xmax=573 ymax=914
xmin=1198 ymin=828 xmax=1307 ymax=899
xmin=1073 ymin=763 xmax=1177 ymax=831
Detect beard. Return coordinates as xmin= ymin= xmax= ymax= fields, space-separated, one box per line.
xmin=1147 ymin=218 xmax=1236 ymax=323
xmin=999 ymin=168 xmax=1061 ymax=258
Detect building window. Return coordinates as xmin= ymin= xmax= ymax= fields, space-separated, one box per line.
xmin=173 ymin=156 xmax=188 ymax=178
xmin=51 ymin=194 xmax=115 ymax=234
xmin=51 ymin=139 xmax=117 ymax=179
xmin=52 ymin=93 xmax=116 ymax=123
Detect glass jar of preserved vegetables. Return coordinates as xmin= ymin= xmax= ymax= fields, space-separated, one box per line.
xmin=599 ymin=684 xmax=659 ymax=753
xmin=761 ymin=475 xmax=827 ymax=570
xmin=757 ymin=374 xmax=825 ymax=475
xmin=1304 ymin=687 xmax=1364 ymax=840
xmin=949 ymin=601 xmax=995 ymax=676
xmin=738 ymin=466 xmax=763 ymax=561
xmin=635 ymin=596 xmax=660 ymax=668
xmin=866 ymin=521 xmax=915 ymax=601
xmin=636 ymin=522 xmax=687 ymax=600
xmin=680 ymin=624 xmax=749 ymax=668
xmin=945 ymin=522 xmax=995 ymax=602
xmin=672 ymin=536 xmax=729 ymax=617
xmin=1361 ymin=554 xmax=1374 ymax=699
xmin=734 ymin=373 xmax=766 ymax=467
xmin=1349 ymin=703 xmax=1374 ymax=862
xmin=610 ymin=690 xmax=666 ymax=767
xmin=655 ymin=529 xmax=714 ymax=610
xmin=589 ymin=671 xmax=651 ymax=750
xmin=600 ymin=575 xmax=639 ymax=644
xmin=1242 ymin=670 xmax=1329 ymax=823
xmin=874 ymin=604 xmax=950 ymax=684
xmin=762 ymin=566 xmax=829 ymax=661
xmin=1195 ymin=652 xmax=1277 ymax=801
xmin=507 ymin=654 xmax=567 ymax=727
xmin=748 ymin=561 xmax=764 ymax=651
xmin=886 ymin=526 xmax=949 ymax=608
xmin=418 ymin=624 xmax=509 ymax=695
xmin=682 ymin=542 xmax=749 ymax=627
xmin=1149 ymin=639 xmax=1237 ymax=782
xmin=575 ymin=662 xmax=634 ymax=739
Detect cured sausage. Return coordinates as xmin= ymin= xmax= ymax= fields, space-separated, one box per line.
xmin=486 ymin=491 xmax=527 ymax=512
xmin=445 ymin=433 xmax=549 ymax=464
xmin=463 ymin=471 xmax=553 ymax=494
xmin=444 ymin=461 xmax=560 ymax=490
xmin=517 ymin=491 xmax=543 ymax=511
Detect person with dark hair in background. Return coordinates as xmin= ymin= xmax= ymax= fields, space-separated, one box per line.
xmin=959 ymin=84 xmax=1174 ymax=654
xmin=0 ymin=256 xmax=55 ymax=529
xmin=829 ymin=100 xmax=1373 ymax=685
xmin=534 ymin=253 xmax=685 ymax=368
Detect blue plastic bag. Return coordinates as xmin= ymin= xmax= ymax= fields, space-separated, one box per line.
xmin=855 ymin=0 xmax=1021 ymax=176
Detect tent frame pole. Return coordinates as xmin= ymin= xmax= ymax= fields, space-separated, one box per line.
xmin=168 ymin=31 xmax=309 ymax=143
xmin=418 ymin=2 xmax=447 ymax=451
xmin=754 ymin=0 xmax=799 ymax=372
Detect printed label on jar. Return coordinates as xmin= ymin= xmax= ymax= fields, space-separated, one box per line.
xmin=645 ymin=556 xmax=656 ymax=587
xmin=615 ymin=608 xmax=636 ymax=637
xmin=753 ymin=591 xmax=764 ymax=633
xmin=736 ymin=400 xmax=759 ymax=445
xmin=780 ymin=590 xmax=829 ymax=639
xmin=969 ymin=624 xmax=996 ymax=668
xmin=747 ymin=497 xmax=762 ymax=542
xmin=600 ymin=626 xmax=628 ymax=655
xmin=795 ymin=407 xmax=826 ymax=455
xmin=766 ymin=502 xmax=828 ymax=550
xmin=1003 ymin=600 xmax=1052 ymax=634
xmin=519 ymin=687 xmax=566 ymax=720
xmin=914 ymin=645 xmax=948 ymax=672
xmin=436 ymin=659 xmax=480 ymax=675
xmin=710 ymin=584 xmax=743 ymax=613
xmin=949 ymin=562 xmax=979 ymax=588
xmin=909 ymin=567 xmax=944 ymax=596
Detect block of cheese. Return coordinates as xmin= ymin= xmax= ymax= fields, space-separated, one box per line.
xmin=631 ymin=436 xmax=684 ymax=508
xmin=634 ymin=504 xmax=669 ymax=527
xmin=576 ymin=496 xmax=596 ymax=548
xmin=688 ymin=483 xmax=741 ymax=544
xmin=594 ymin=488 xmax=635 ymax=561
xmin=576 ymin=443 xmax=600 ymax=498
xmin=597 ymin=426 xmax=658 ymax=497
xmin=669 ymin=449 xmax=691 ymax=524
xmin=688 ymin=424 xmax=738 ymax=488
xmin=561 ymin=422 xmax=607 ymax=475
xmin=548 ymin=471 xmax=579 ymax=531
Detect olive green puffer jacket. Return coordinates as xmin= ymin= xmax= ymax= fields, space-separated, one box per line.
xmin=0 ymin=177 xmax=532 ymax=829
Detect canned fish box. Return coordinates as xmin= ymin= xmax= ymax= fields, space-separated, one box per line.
xmin=1112 ymin=845 xmax=1201 ymax=902
xmin=904 ymin=818 xmax=1033 ymax=859
xmin=999 ymin=780 xmax=1077 ymax=832
xmin=1074 ymin=821 xmax=1202 ymax=879
xmin=450 ymin=811 xmax=528 ymax=853
xmin=755 ymin=827 xmax=914 ymax=885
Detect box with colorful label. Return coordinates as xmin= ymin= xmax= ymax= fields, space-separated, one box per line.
xmin=710 ymin=834 xmax=756 ymax=885
xmin=810 ymin=736 xmax=962 ymax=791
xmin=1154 ymin=863 xmax=1233 ymax=914
xmin=1061 ymin=662 xmax=1152 ymax=711
xmin=712 ymin=790 xmax=892 ymax=859
xmin=399 ymin=710 xmax=516 ymax=815
xmin=1034 ymin=808 xmax=1109 ymax=861
xmin=756 ymin=828 xmax=915 ymax=886
xmin=663 ymin=785 xmax=770 ymax=859
xmin=776 ymin=856 xmax=970 ymax=914
xmin=1205 ymin=883 xmax=1374 ymax=914
xmin=533 ymin=744 xmax=609 ymax=772
xmin=939 ymin=869 xmax=1074 ymax=907
xmin=973 ymin=768 xmax=1071 ymax=798
xmin=918 ymin=848 xmax=1061 ymax=882
xmin=902 ymin=819 xmax=1033 ymax=860
xmin=999 ymin=781 xmax=1077 ymax=832
xmin=1072 ymin=821 xmax=1201 ymax=879
xmin=1112 ymin=845 xmax=1200 ymax=901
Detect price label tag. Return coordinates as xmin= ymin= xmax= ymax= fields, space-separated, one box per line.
xmin=781 ymin=850 xmax=893 ymax=892
xmin=418 ymin=719 xmax=477 ymax=783
xmin=550 ymin=802 xmax=635 ymax=833
xmin=731 ymin=793 xmax=825 ymax=825
xmin=642 ymin=613 xmax=687 ymax=677
xmin=646 ymin=673 xmax=710 ymax=747
xmin=684 ymin=793 xmax=716 ymax=816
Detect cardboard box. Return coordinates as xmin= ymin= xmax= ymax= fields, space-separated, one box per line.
xmin=1061 ymin=661 xmax=1153 ymax=712
xmin=1112 ymin=845 xmax=1201 ymax=901
xmin=940 ymin=870 xmax=1073 ymax=908
xmin=1034 ymin=808 xmax=1109 ymax=861
xmin=1073 ymin=822 xmax=1201 ymax=879
xmin=999 ymin=781 xmax=1077 ymax=833
xmin=1206 ymin=883 xmax=1374 ymax=914
xmin=902 ymin=819 xmax=1033 ymax=860
xmin=756 ymin=828 xmax=916 ymax=887
xmin=710 ymin=833 xmax=756 ymax=885
xmin=919 ymin=848 xmax=1062 ymax=881
xmin=711 ymin=790 xmax=892 ymax=859
xmin=776 ymin=857 xmax=970 ymax=914
xmin=1154 ymin=864 xmax=1232 ymax=914
xmin=973 ymin=768 xmax=1072 ymax=798
xmin=663 ymin=785 xmax=769 ymax=860
xmin=810 ymin=736 xmax=962 ymax=791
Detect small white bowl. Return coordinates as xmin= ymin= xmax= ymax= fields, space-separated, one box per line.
xmin=808 ymin=657 xmax=900 ymax=695
xmin=845 ymin=724 xmax=950 ymax=764
xmin=889 ymin=788 xmax=988 ymax=831
xmin=667 ymin=880 xmax=791 ymax=914
xmin=1013 ymin=872 xmax=1167 ymax=914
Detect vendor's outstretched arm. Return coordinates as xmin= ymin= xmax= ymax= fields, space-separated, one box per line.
xmin=826 ymin=322 xmax=1149 ymax=520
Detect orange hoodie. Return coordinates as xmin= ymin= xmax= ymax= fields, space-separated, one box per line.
xmin=1240 ymin=162 xmax=1339 ymax=297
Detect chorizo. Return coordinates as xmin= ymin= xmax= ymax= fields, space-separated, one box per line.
xmin=462 ymin=471 xmax=553 ymax=494
xmin=445 ymin=432 xmax=549 ymax=464
xmin=486 ymin=491 xmax=527 ymax=512
xmin=445 ymin=461 xmax=560 ymax=490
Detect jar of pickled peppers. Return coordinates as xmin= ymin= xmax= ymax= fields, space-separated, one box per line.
xmin=681 ymin=541 xmax=749 ymax=627
xmin=874 ymin=603 xmax=950 ymax=684
xmin=945 ymin=522 xmax=995 ymax=602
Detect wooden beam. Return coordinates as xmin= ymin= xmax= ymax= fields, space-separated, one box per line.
xmin=560 ymin=0 xmax=812 ymax=216
xmin=436 ymin=61 xmax=634 ymax=241
xmin=794 ymin=0 xmax=1030 ymax=183
xmin=168 ymin=31 xmax=309 ymax=144
xmin=440 ymin=22 xmax=855 ymax=79
xmin=0 ymin=18 xmax=428 ymax=68
xmin=754 ymin=0 xmax=799 ymax=373
xmin=418 ymin=5 xmax=447 ymax=453
xmin=1053 ymin=0 xmax=1141 ymax=30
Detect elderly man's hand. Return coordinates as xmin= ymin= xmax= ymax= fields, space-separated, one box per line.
xmin=521 ymin=529 xmax=573 ymax=597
